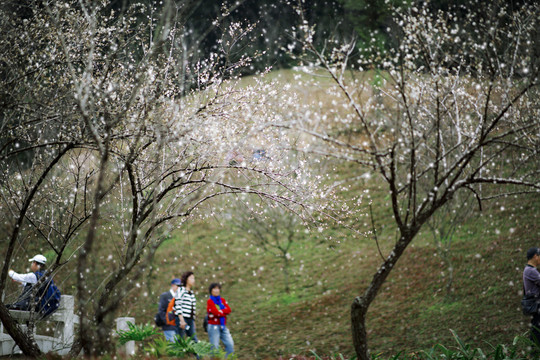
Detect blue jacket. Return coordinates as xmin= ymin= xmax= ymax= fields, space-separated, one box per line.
xmin=158 ymin=290 xmax=178 ymax=331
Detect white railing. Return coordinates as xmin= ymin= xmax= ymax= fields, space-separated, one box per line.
xmin=0 ymin=295 xmax=134 ymax=356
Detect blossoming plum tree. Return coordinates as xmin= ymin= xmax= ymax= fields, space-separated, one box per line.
xmin=0 ymin=0 xmax=324 ymax=356
xmin=291 ymin=1 xmax=539 ymax=358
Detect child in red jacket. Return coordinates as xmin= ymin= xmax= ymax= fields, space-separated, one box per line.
xmin=207 ymin=283 xmax=234 ymax=357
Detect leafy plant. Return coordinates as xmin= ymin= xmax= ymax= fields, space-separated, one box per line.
xmin=116 ymin=322 xmax=159 ymax=345
xmin=168 ymin=336 xmax=217 ymax=358
xmin=421 ymin=330 xmax=534 ymax=360
xmin=121 ymin=329 xmax=222 ymax=359
xmin=144 ymin=337 xmax=170 ymax=358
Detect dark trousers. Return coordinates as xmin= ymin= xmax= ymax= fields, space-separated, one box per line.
xmin=531 ymin=313 xmax=540 ymax=353
xmin=179 ymin=317 xmax=198 ymax=342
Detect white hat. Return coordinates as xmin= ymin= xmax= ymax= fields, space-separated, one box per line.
xmin=29 ymin=254 xmax=47 ymax=265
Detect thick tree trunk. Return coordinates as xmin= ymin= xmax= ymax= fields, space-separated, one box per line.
xmin=351 ymin=297 xmax=369 ymax=360
xmin=91 ymin=242 xmax=154 ymax=356
xmin=95 ymin=318 xmax=115 ymax=355
xmin=78 ymin=146 xmax=110 ymax=355
xmin=351 ymin=229 xmax=419 ymax=359
xmin=0 ymin=304 xmax=41 ymax=357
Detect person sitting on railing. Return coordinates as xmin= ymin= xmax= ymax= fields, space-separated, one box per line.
xmin=7 ymin=254 xmax=61 ymax=317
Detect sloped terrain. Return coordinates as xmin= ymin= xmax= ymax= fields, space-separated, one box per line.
xmin=2 ymin=69 xmax=537 ymax=360
xmin=126 ymin=177 xmax=538 ymax=359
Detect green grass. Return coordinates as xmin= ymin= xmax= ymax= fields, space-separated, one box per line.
xmin=120 ymin=176 xmax=538 ymax=359
xmin=6 ymin=69 xmax=537 ymax=359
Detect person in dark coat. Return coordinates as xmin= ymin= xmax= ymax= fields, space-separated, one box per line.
xmin=523 ymin=247 xmax=540 ymax=353
xmin=158 ymin=278 xmax=181 ymax=342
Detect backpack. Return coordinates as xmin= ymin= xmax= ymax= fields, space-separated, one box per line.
xmin=165 ymin=297 xmax=176 ymax=326
xmin=35 ymin=272 xmax=61 ymax=317
xmin=154 ymin=295 xmax=176 ymax=327
xmin=154 ymin=313 xmax=165 ymax=327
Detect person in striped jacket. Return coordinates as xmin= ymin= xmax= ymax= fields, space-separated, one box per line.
xmin=207 ymin=283 xmax=234 ymax=358
xmin=174 ymin=271 xmax=198 ymax=341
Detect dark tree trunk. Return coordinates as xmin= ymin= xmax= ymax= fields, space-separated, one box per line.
xmin=351 ymin=229 xmax=419 ymax=360
xmin=94 ymin=270 xmax=131 ymax=355
xmin=0 ymin=304 xmax=41 ymax=357
xmin=87 ymin=238 xmax=155 ymax=356
xmin=95 ymin=318 xmax=115 ymax=355
xmin=351 ymin=297 xmax=369 ymax=360
xmin=77 ymin=144 xmax=110 ymax=355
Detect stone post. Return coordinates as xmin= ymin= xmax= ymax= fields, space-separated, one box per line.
xmin=116 ymin=317 xmax=135 ymax=356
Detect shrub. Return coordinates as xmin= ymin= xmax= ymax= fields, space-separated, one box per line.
xmin=116 ymin=322 xmax=159 ymax=345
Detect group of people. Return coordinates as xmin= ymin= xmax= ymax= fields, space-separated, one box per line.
xmin=7 ymin=249 xmax=540 ymax=357
xmin=158 ymin=271 xmax=234 ymax=358
xmin=11 ymin=248 xmax=540 ymax=358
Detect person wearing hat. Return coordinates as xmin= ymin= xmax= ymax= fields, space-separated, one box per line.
xmin=523 ymin=247 xmax=540 ymax=351
xmin=6 ymin=254 xmax=55 ymax=313
xmin=8 ymin=254 xmax=47 ymax=286
xmin=158 ymin=278 xmax=182 ymax=342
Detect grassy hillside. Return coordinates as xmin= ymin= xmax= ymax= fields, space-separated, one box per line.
xmin=124 ymin=167 xmax=539 ymax=359
xmin=3 ymin=69 xmax=536 ymax=360
xmin=116 ymin=69 xmax=539 ymax=359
